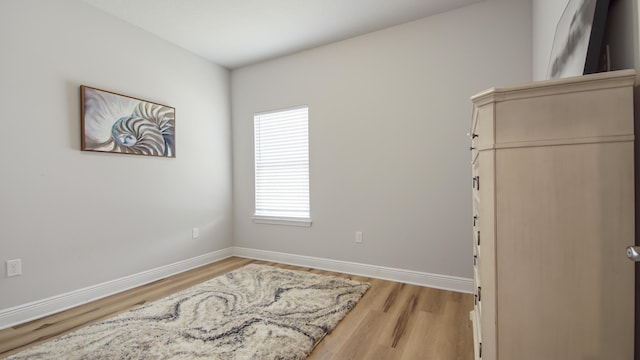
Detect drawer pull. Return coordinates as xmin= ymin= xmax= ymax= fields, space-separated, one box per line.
xmin=470 ymin=146 xmax=476 ymax=151
xmin=473 ymin=215 xmax=478 ymax=226
xmin=473 ymin=255 xmax=477 ymax=266
xmin=477 ymin=231 xmax=481 ymax=246
xmin=626 ymin=246 xmax=640 ymax=262
xmin=478 ymin=286 xmax=482 ymax=302
xmin=472 ymin=176 xmax=480 ymax=190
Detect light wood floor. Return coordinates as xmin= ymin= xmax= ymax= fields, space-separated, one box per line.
xmin=0 ymin=257 xmax=474 ymax=359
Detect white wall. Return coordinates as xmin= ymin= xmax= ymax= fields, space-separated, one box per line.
xmin=606 ymin=0 xmax=637 ymax=71
xmin=0 ymin=0 xmax=232 ymax=309
xmin=231 ymin=0 xmax=532 ymax=279
xmin=637 ymin=0 xmax=640 ymax=70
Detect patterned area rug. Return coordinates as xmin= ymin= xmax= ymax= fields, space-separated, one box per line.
xmin=8 ymin=264 xmax=370 ymax=360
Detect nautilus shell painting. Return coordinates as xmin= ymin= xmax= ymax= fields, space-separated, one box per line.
xmin=81 ymin=86 xmax=175 ymax=157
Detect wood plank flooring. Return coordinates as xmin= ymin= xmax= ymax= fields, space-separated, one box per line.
xmin=0 ymin=257 xmax=474 ymax=359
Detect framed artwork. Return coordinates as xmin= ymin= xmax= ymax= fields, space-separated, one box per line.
xmin=546 ymin=0 xmax=610 ymax=79
xmin=81 ymin=86 xmax=175 ymax=157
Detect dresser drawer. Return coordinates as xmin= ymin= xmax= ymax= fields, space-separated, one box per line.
xmin=470 ymin=309 xmax=482 ymax=360
xmin=473 ymin=103 xmax=495 ymax=150
xmin=474 ymin=266 xmax=482 ymax=317
xmin=470 ymin=107 xmax=479 ymax=161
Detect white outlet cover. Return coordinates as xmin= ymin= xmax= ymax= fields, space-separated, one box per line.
xmin=7 ymin=259 xmax=22 ymax=277
xmin=192 ymin=227 xmax=199 ymax=239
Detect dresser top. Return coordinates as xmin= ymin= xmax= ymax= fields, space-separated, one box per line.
xmin=471 ymin=69 xmax=637 ymax=106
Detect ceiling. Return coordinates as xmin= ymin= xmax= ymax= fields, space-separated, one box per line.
xmin=81 ymin=0 xmax=482 ymax=69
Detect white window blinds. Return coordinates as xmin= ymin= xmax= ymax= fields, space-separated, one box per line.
xmin=254 ymin=106 xmax=310 ymax=223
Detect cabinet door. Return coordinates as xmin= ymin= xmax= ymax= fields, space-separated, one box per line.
xmin=495 ymin=142 xmax=635 ymax=359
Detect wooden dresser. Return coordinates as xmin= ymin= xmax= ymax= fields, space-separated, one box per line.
xmin=469 ymin=70 xmax=636 ymax=360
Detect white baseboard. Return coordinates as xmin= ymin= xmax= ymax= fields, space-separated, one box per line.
xmin=0 ymin=246 xmax=473 ymax=330
xmin=232 ymin=247 xmax=473 ymax=294
xmin=0 ymin=248 xmax=233 ymax=330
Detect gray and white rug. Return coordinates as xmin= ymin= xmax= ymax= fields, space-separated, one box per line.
xmin=8 ymin=264 xmax=370 ymax=360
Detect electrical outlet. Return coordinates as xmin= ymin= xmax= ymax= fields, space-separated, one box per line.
xmin=6 ymin=259 xmax=22 ymax=277
xmin=192 ymin=227 xmax=199 ymax=239
xmin=355 ymin=231 xmax=363 ymax=244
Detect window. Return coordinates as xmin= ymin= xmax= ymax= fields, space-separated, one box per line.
xmin=253 ymin=106 xmax=310 ymax=226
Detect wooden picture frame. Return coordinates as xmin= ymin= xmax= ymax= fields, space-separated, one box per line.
xmin=81 ymin=86 xmax=175 ymax=157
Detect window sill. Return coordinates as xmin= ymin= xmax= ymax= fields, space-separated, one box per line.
xmin=252 ymin=215 xmax=312 ymax=227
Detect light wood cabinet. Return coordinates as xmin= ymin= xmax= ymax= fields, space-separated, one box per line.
xmin=469 ymin=70 xmax=636 ymax=360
